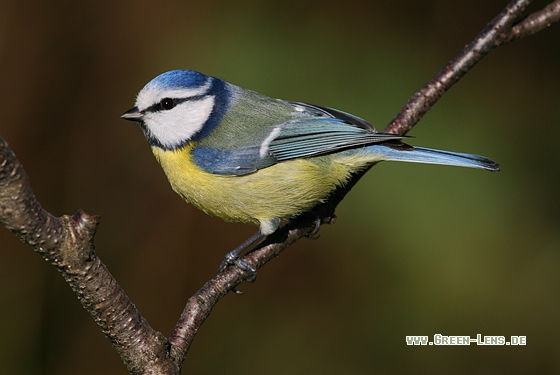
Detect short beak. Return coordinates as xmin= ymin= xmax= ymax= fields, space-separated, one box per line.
xmin=121 ymin=106 xmax=143 ymax=122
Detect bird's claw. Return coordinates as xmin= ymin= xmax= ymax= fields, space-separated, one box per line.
xmin=305 ymin=215 xmax=322 ymax=240
xmin=217 ymin=230 xmax=264 ymax=293
xmin=218 ymin=250 xmax=257 ymax=295
xmin=218 ymin=250 xmax=239 ymax=274
xmin=235 ymin=258 xmax=257 ymax=282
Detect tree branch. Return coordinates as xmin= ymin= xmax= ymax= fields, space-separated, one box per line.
xmin=0 ymin=137 xmax=174 ymax=375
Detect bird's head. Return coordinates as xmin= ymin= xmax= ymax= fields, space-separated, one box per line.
xmin=122 ymin=70 xmax=229 ymax=150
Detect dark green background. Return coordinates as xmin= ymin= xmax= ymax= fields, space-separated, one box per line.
xmin=1 ymin=0 xmax=559 ymax=373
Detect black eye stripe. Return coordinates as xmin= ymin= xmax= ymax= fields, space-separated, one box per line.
xmin=146 ymin=95 xmax=210 ymax=113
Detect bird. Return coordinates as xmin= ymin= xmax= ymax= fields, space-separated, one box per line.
xmin=122 ymin=69 xmax=499 ymax=273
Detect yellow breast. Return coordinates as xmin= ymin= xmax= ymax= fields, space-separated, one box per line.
xmin=151 ymin=144 xmax=370 ymax=229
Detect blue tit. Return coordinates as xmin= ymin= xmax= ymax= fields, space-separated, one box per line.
xmin=122 ymin=69 xmax=498 ymax=270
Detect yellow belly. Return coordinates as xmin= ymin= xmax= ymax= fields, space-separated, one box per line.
xmin=151 ymin=144 xmax=370 ymax=230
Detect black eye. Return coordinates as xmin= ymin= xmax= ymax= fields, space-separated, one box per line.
xmin=160 ymin=98 xmax=175 ymax=110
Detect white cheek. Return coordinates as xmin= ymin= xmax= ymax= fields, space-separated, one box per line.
xmin=145 ymin=96 xmax=215 ymax=148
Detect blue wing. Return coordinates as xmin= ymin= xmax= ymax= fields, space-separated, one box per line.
xmin=268 ymin=117 xmax=404 ymax=161
xmin=191 ymin=102 xmax=406 ymax=175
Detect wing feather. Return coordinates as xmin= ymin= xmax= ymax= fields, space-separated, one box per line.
xmin=268 ymin=117 xmax=405 ymax=160
xmin=192 ymin=101 xmax=406 ymax=175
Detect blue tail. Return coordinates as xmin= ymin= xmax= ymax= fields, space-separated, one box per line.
xmin=370 ymin=145 xmax=500 ymax=171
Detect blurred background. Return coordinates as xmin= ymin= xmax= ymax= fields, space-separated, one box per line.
xmin=1 ymin=0 xmax=559 ymax=373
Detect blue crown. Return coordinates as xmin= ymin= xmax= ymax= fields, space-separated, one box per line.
xmin=147 ymin=69 xmax=209 ymax=90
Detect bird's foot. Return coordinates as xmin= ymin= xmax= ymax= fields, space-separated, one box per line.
xmin=305 ymin=212 xmax=336 ymax=240
xmin=218 ymin=230 xmax=264 ymax=292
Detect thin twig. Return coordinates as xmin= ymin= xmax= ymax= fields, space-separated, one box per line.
xmin=383 ymin=0 xmax=533 ymax=135
xmin=502 ymin=0 xmax=560 ymax=43
xmin=167 ymin=186 xmax=345 ymax=358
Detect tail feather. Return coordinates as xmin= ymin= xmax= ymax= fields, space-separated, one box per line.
xmin=373 ymin=145 xmax=500 ymax=171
